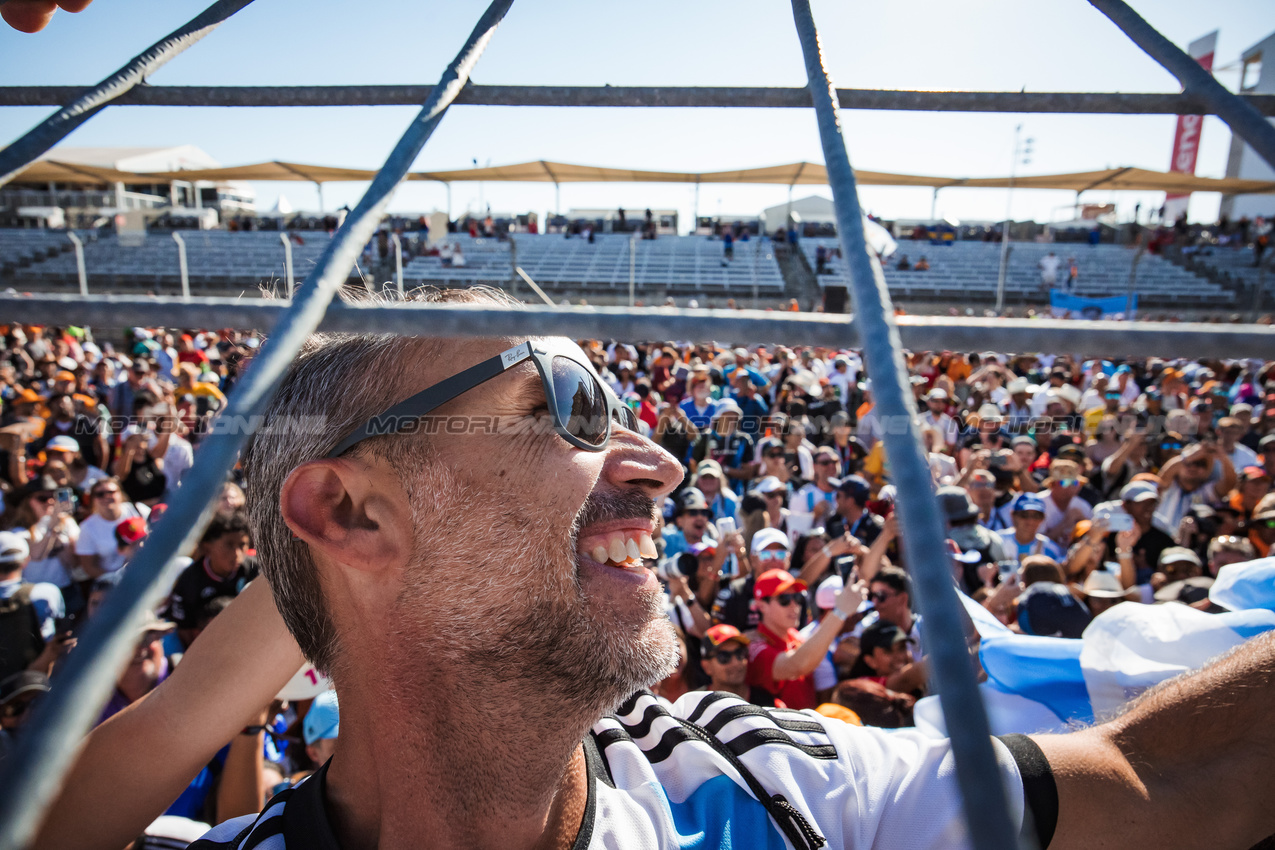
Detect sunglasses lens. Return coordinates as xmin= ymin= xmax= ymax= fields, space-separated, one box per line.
xmin=614 ymin=400 xmax=638 ymax=433
xmin=551 ymin=356 xmax=608 ymax=446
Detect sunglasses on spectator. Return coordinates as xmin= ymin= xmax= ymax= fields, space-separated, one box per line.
xmin=868 ymin=590 xmax=896 ymax=603
xmin=1056 ymin=478 xmax=1079 ymax=488
xmin=709 ymin=648 xmax=749 ymax=664
xmin=756 ymin=549 xmax=787 ymax=561
xmin=969 ymin=481 xmax=994 ymax=490
xmin=1160 ymin=442 xmax=1182 ymax=451
xmin=685 ymin=509 xmax=713 ymax=518
xmin=765 ymin=451 xmax=784 ymax=458
xmin=1185 ymin=460 xmax=1210 ymax=470
xmin=329 ymin=341 xmax=637 ymax=457
xmin=32 ymin=493 xmax=55 ymax=504
xmin=815 ymin=458 xmax=838 ymax=466
xmin=762 ymin=490 xmax=784 ymax=499
xmin=1256 ymin=518 xmax=1275 ymax=530
xmin=92 ymin=488 xmax=120 ymax=499
xmin=766 ymin=593 xmax=802 ymax=607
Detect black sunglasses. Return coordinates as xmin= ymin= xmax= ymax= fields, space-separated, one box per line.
xmin=709 ymin=647 xmax=749 ymax=664
xmin=329 ymin=342 xmax=637 ymax=457
xmin=869 ymin=590 xmax=895 ymax=603
xmin=767 ymin=593 xmax=802 ymax=607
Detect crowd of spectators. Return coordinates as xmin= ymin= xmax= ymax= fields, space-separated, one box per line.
xmin=0 ymin=319 xmax=1273 ymax=840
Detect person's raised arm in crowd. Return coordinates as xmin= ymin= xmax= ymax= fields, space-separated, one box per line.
xmin=855 ymin=512 xmax=898 ymax=585
xmin=764 ymin=579 xmax=867 ymax=685
xmin=34 ymin=580 xmax=303 ymax=850
xmin=1037 ymin=631 xmax=1275 ymax=850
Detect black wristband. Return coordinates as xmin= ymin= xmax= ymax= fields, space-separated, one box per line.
xmin=241 ymin=725 xmax=266 ymax=736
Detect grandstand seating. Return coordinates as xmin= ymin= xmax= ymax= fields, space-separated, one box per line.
xmin=801 ymin=238 xmax=1233 ymax=304
xmin=0 ymin=229 xmax=89 ymax=276
xmin=403 ymin=233 xmax=785 ymax=293
xmin=1 ymin=229 xmax=343 ymax=290
xmin=1180 ymin=246 xmax=1274 ymax=295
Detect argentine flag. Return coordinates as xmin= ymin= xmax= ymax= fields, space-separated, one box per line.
xmin=915 ymin=558 xmax=1275 ymax=737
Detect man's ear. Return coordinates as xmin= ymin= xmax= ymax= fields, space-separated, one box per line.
xmin=280 ymin=458 xmax=411 ymax=575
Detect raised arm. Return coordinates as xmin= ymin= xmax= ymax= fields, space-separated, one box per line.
xmin=1036 ymin=631 xmax=1275 ymax=850
xmin=34 ymin=579 xmax=303 ymax=850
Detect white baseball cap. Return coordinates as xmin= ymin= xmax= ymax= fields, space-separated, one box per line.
xmin=0 ymin=532 xmax=30 ymax=567
xmin=750 ymin=528 xmax=791 ymax=556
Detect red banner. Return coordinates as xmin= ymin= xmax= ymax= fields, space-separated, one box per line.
xmin=1163 ymin=32 xmax=1218 ymax=221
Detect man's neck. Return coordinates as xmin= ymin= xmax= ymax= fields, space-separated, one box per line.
xmin=325 ymin=671 xmax=592 ymax=850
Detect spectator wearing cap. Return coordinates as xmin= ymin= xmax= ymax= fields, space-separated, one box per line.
xmin=97 ymin=610 xmax=176 ymax=725
xmin=730 ymin=369 xmax=770 ymax=441
xmin=75 ymin=477 xmax=149 ymax=579
xmin=827 ymin=356 xmax=856 ymax=403
xmin=937 ymin=485 xmax=1010 ymax=593
xmin=1248 ymin=494 xmax=1275 ymax=557
xmin=660 ymin=488 xmax=714 ymax=562
xmin=1218 ymin=417 xmax=1260 ymax=471
xmin=1041 ymin=459 xmax=1094 ymax=547
xmin=31 ymin=392 xmax=106 ymax=470
xmin=1081 ymin=571 xmax=1129 ymax=616
xmin=1227 ymin=466 xmax=1272 ymax=525
xmin=844 ymin=621 xmax=926 ymax=696
xmin=998 ymin=492 xmax=1065 ymax=568
xmin=1207 ymin=535 xmax=1257 ymax=577
xmin=789 ymin=447 xmax=841 ymax=538
xmin=696 ymin=625 xmax=750 ymax=700
xmin=692 ymin=398 xmax=755 ymax=498
xmin=1153 ymin=547 xmax=1206 ymax=596
xmin=0 ymin=670 xmax=50 ymax=758
xmin=796 ymin=575 xmax=859 ymax=703
xmin=1004 ymin=378 xmax=1034 ymax=432
xmin=825 ymin=474 xmax=883 ymax=548
xmin=745 ymin=567 xmax=861 ymax=710
xmin=1156 ymin=441 xmax=1235 ymax=538
xmin=43 ymin=434 xmax=108 ymax=494
xmin=920 ymin=388 xmax=958 ymax=449
xmin=0 ymin=531 xmax=71 ymax=680
xmin=5 ymin=474 xmax=80 ymax=598
xmin=722 ymin=347 xmax=770 ymax=393
xmin=1261 ymin=433 xmax=1275 ymax=474
xmin=713 ymin=528 xmax=789 ymax=633
xmin=1107 ymin=481 xmax=1175 ymax=585
xmin=1017 ymin=575 xmax=1092 ymax=639
xmin=304 ymin=690 xmax=340 ymax=772
xmin=690 ymin=459 xmax=741 ymax=528
xmin=754 ymin=437 xmax=791 ymax=488
xmin=165 ymin=512 xmax=257 ymax=649
xmin=751 ymin=475 xmax=790 ymax=542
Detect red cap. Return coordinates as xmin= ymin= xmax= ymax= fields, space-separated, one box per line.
xmin=115 ymin=516 xmax=148 ymax=544
xmin=753 ymin=568 xmax=806 ymax=601
xmin=704 ymin=624 xmax=750 ymax=648
xmin=1240 ymin=465 xmax=1271 ymax=482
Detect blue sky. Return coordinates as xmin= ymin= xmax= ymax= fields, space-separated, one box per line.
xmin=2 ymin=0 xmax=1274 ymax=230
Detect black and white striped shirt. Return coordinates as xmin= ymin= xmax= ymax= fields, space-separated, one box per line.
xmin=191 ymin=691 xmax=1055 ymax=850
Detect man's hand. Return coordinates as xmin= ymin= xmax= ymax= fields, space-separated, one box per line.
xmin=1 ymin=0 xmax=93 ymax=33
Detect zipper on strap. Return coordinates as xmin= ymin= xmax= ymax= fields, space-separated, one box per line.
xmin=675 ymin=716 xmax=827 ymax=850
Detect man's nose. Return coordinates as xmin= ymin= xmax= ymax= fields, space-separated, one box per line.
xmin=602 ymin=429 xmax=684 ymax=501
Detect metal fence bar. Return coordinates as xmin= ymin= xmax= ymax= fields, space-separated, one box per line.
xmin=1089 ymin=0 xmax=1275 ymax=170
xmin=790 ymin=2 xmax=1020 ymax=850
xmin=0 ymin=1 xmax=515 ymax=845
xmin=4 ymin=85 xmax=1275 ymax=114
xmin=0 ymin=295 xmax=1271 ymax=359
xmin=0 ymin=0 xmax=257 ymax=186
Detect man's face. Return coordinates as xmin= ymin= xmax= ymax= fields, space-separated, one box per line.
xmin=677 ymin=508 xmax=711 ymax=540
xmin=1240 ymin=477 xmax=1270 ymax=504
xmin=53 ymin=396 xmax=73 ymax=420
xmin=1013 ymin=443 xmax=1037 ymax=469
xmin=757 ymin=589 xmax=802 ymax=633
xmin=715 ymin=411 xmax=738 ymax=434
xmin=204 ymin=531 xmax=250 ymax=578
xmin=1254 ymin=516 xmax=1275 ymax=546
xmin=1179 ymin=449 xmax=1212 ymax=487
xmin=364 ymin=337 xmax=684 ymax=717
xmin=702 ymin=639 xmax=748 ymax=689
xmin=129 ymin=365 xmax=148 ymax=386
xmin=697 ymin=472 xmax=721 ymax=499
xmin=1011 ymin=510 xmax=1044 ymax=537
xmin=1124 ymin=498 xmax=1157 ymax=529
xmin=864 ymin=643 xmax=910 ymax=677
xmin=869 ymin=582 xmax=908 ymax=627
xmin=926 ymin=398 xmax=945 ymax=414
xmin=119 ymin=630 xmax=166 ymax=696
xmin=91 ymin=482 xmax=123 ymax=518
xmin=813 ymin=454 xmax=839 ymax=484
xmin=1219 ymin=424 xmax=1242 ymax=447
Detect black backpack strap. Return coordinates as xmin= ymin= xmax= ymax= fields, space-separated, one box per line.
xmin=674 ymin=715 xmax=827 ymax=850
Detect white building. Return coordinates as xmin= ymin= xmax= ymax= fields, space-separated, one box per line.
xmin=1219 ymin=31 xmax=1275 ymax=220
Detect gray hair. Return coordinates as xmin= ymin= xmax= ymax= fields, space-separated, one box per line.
xmin=241 ymin=286 xmax=518 ymax=673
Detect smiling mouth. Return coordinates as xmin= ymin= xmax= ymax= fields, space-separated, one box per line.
xmin=577 ymin=529 xmax=659 ymax=572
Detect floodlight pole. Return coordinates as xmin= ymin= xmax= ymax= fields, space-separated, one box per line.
xmin=629 ymin=232 xmax=637 ymax=306
xmin=172 ymin=232 xmax=190 ymax=298
xmin=66 ymin=231 xmax=88 ymax=295
xmin=389 ymin=232 xmax=404 ymax=295
xmin=995 ymin=124 xmax=1024 ymax=315
xmin=280 ymin=232 xmax=295 ymax=297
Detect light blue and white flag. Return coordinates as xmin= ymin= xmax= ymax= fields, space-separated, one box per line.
xmin=915 ymin=558 xmax=1275 ymax=737
xmin=1048 ymin=290 xmax=1136 ymax=320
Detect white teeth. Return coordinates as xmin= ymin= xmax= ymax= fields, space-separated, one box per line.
xmin=608 ymin=537 xmax=628 ymax=563
xmin=626 ymin=538 xmax=642 ymax=561
xmin=591 ymin=545 xmax=609 ymax=563
xmin=638 ymin=532 xmax=658 ymax=559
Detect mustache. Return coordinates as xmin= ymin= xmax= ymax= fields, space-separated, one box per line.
xmin=573 ymin=488 xmax=659 ymax=537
